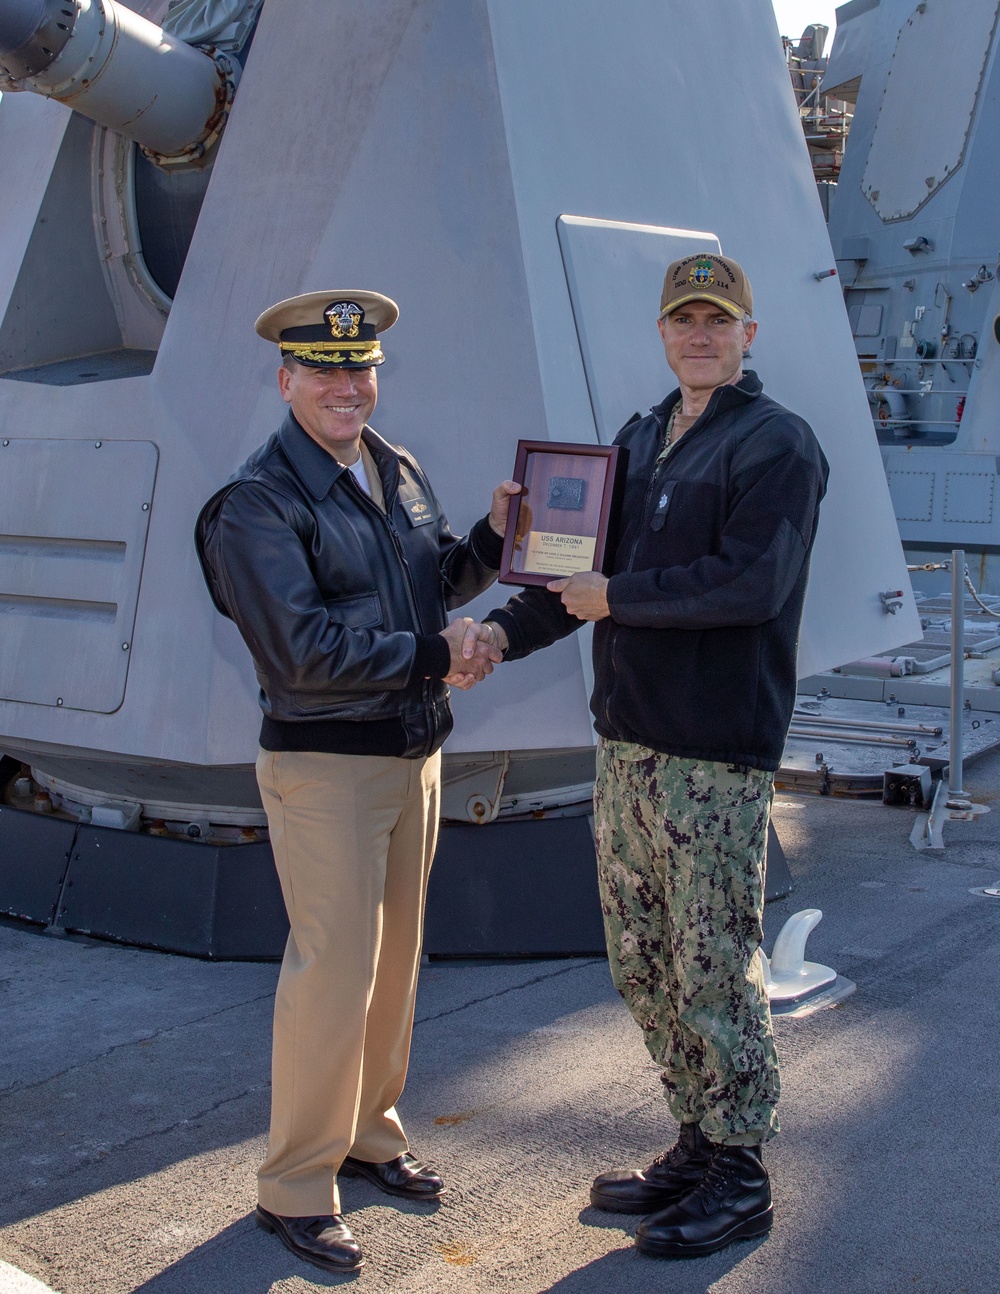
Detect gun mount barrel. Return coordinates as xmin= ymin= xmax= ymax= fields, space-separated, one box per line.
xmin=0 ymin=0 xmax=72 ymax=76
xmin=0 ymin=0 xmax=237 ymax=165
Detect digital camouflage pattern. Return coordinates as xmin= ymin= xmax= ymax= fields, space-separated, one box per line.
xmin=594 ymin=738 xmax=780 ymax=1144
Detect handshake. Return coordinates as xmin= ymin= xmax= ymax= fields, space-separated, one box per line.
xmin=439 ymin=617 xmax=510 ymax=691
xmin=435 ymin=571 xmax=611 ymax=690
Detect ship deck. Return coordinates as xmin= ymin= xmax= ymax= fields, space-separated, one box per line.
xmin=2 ymin=751 xmax=999 ymax=1294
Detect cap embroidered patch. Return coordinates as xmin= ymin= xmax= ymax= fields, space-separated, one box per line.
xmin=325 ymin=301 xmax=363 ymax=339
xmin=690 ymin=259 xmax=715 ymax=287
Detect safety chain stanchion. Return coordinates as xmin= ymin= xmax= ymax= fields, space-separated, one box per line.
xmin=908 ymin=553 xmax=991 ymax=848
xmin=949 ymin=549 xmax=966 ymax=799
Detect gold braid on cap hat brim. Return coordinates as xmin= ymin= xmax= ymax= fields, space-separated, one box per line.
xmin=279 ymin=340 xmax=384 ymax=364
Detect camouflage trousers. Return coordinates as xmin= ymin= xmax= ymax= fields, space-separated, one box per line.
xmin=594 ymin=738 xmax=780 ymax=1144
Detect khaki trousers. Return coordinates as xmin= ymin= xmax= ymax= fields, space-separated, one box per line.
xmin=255 ymin=747 xmax=440 ymax=1216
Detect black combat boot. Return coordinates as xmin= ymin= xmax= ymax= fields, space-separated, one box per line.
xmin=589 ymin=1122 xmax=714 ymax=1213
xmin=634 ymin=1143 xmax=772 ymax=1258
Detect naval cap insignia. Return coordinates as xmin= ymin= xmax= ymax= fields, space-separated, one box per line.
xmin=325 ymin=300 xmax=363 ymax=339
xmin=689 ymin=258 xmax=715 ymax=288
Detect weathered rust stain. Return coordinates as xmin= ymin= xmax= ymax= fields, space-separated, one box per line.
xmin=433 ymin=1109 xmax=476 ymax=1126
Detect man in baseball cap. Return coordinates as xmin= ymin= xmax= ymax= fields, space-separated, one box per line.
xmin=476 ymin=251 xmax=829 ymax=1259
xmin=196 ymin=291 xmax=517 ymax=1275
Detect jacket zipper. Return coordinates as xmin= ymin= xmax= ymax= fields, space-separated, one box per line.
xmin=605 ymin=435 xmax=668 ymax=732
xmin=344 ymin=469 xmax=423 ymax=630
xmin=347 ymin=473 xmax=435 ymax=755
xmin=603 ymin=385 xmax=732 ymax=731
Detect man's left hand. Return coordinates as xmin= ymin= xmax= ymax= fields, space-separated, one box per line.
xmin=488 ymin=481 xmax=521 ymax=537
xmin=547 ymin=571 xmax=611 ymax=621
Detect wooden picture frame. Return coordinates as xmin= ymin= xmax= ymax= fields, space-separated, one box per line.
xmin=498 ymin=440 xmax=628 ymax=587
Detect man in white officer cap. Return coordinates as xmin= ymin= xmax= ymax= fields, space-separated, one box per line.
xmin=196 ymin=290 xmax=514 ymax=1274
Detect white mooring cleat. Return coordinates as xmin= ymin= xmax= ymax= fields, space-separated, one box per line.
xmin=761 ymin=909 xmax=838 ymax=1004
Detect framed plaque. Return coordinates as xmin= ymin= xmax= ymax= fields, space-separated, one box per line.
xmin=499 ymin=441 xmax=628 ymax=587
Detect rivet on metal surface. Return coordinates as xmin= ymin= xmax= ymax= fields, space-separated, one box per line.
xmin=94 ymin=441 xmax=102 ymax=448
xmin=56 ymin=698 xmax=64 ymax=706
xmin=141 ymin=503 xmax=150 ymax=511
xmin=2 ymin=440 xmax=8 ymax=446
xmin=121 ymin=642 xmax=130 ymax=651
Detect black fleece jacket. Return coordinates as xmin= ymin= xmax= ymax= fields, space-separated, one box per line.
xmin=487 ymin=371 xmax=829 ymax=771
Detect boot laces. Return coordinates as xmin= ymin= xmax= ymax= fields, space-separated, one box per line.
xmin=649 ymin=1140 xmax=689 ymax=1172
xmin=688 ymin=1152 xmax=740 ymax=1204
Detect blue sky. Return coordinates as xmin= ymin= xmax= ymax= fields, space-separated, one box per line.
xmin=772 ymin=0 xmax=839 ymax=42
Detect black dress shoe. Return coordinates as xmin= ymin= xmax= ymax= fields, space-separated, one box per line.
xmin=340 ymin=1152 xmax=445 ymax=1199
xmin=256 ymin=1206 xmax=364 ymax=1273
xmin=590 ymin=1122 xmax=714 ymax=1213
xmin=634 ymin=1144 xmax=772 ymax=1258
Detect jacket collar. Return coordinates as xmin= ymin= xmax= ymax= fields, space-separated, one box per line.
xmin=277 ymin=412 xmax=399 ymax=501
xmin=651 ymin=368 xmax=762 ymax=431
xmin=277 ymin=412 xmax=345 ymax=500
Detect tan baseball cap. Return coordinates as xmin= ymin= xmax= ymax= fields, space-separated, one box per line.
xmin=659 ymin=254 xmax=753 ymax=320
xmin=255 ymin=290 xmax=399 ymax=367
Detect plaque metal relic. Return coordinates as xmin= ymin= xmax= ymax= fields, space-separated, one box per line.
xmin=499 ymin=440 xmax=628 ymax=587
xmin=547 ymin=476 xmax=586 ymax=511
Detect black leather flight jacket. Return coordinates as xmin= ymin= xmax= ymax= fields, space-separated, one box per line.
xmin=196 ymin=413 xmax=502 ymax=759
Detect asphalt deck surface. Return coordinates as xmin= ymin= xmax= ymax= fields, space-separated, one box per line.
xmin=2 ymin=754 xmax=1000 ymax=1294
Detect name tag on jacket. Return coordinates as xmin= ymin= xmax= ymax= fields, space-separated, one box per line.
xmin=402 ymin=495 xmax=436 ymax=526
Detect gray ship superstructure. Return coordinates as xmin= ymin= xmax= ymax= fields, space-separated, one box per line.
xmin=0 ymin=0 xmax=918 ymax=952
xmin=823 ymin=0 xmax=1000 ymax=590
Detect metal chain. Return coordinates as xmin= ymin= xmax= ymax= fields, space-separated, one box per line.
xmin=906 ymin=561 xmax=1000 ymax=619
xmin=963 ymin=571 xmax=1000 ymax=619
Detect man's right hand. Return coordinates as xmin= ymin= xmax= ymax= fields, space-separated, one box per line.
xmin=461 ymin=619 xmax=508 ymax=664
xmin=439 ymin=618 xmax=503 ymax=690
